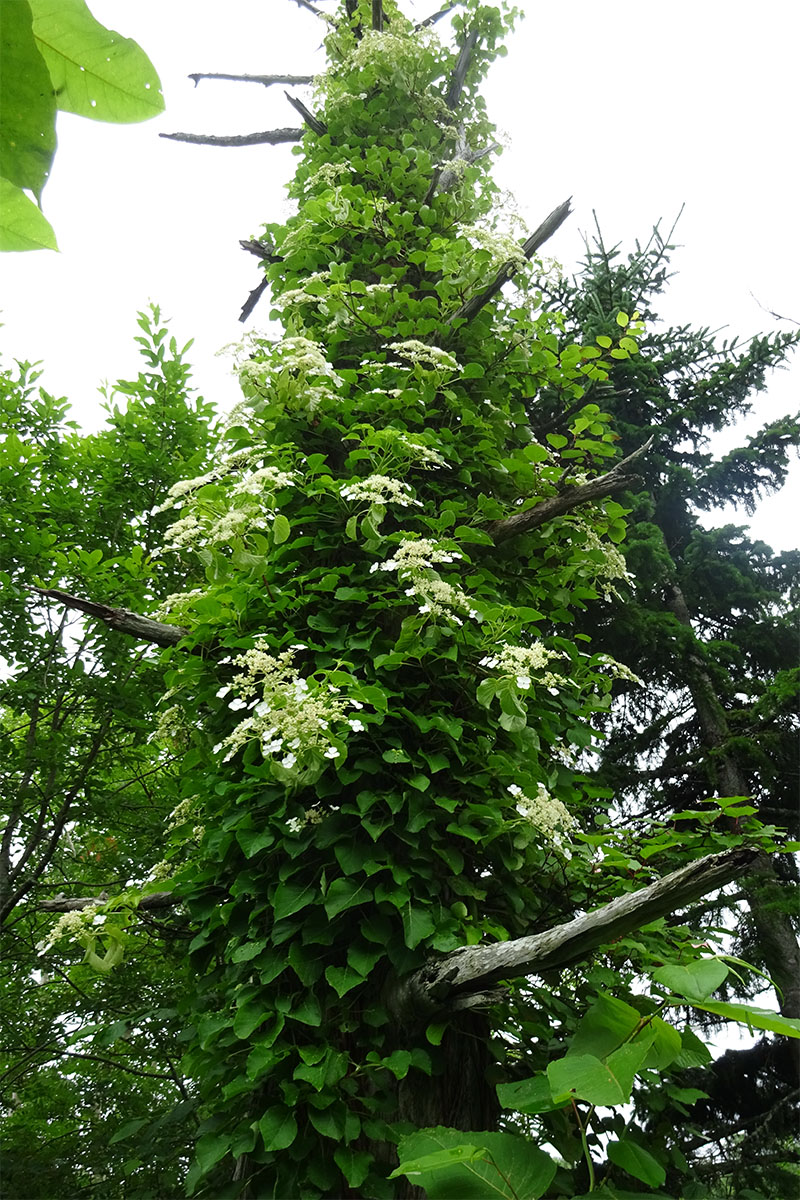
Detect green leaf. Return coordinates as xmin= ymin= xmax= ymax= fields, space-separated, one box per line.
xmin=607 ymin=1139 xmax=666 ymax=1187
xmin=272 ymin=879 xmax=317 ymax=921
xmin=402 ymin=904 xmax=435 ymax=948
xmin=0 ymin=178 xmax=58 ymax=251
xmin=497 ymin=1074 xmax=567 ymax=1114
xmin=680 ymin=1000 xmax=800 ymax=1038
xmin=258 ymin=1106 xmax=297 ymax=1152
xmin=391 ymin=1127 xmax=556 ymax=1199
xmin=652 ymin=958 xmax=729 ymax=1001
xmin=195 ymin=1131 xmax=231 ymax=1174
xmin=30 ymin=0 xmax=164 ymax=122
xmin=0 ymin=0 xmax=56 ymax=197
xmin=273 ymin=513 xmax=290 ymax=544
xmin=324 ymin=876 xmax=370 ymax=919
xmin=547 ymin=1043 xmax=648 ymax=1108
xmin=233 ymin=1000 xmax=266 ymax=1039
xmin=325 ymin=964 xmax=365 ymax=997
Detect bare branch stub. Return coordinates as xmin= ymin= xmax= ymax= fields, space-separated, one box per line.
xmin=28 ymin=586 xmax=190 ymax=648
xmin=159 ymin=128 xmax=303 ymax=147
xmin=446 ymin=27 xmax=479 ymax=110
xmin=240 ymin=237 xmax=283 ymax=263
xmin=449 ymin=197 xmax=573 ymax=325
xmin=483 ymin=437 xmax=654 ymax=545
xmin=240 ymin=277 xmax=271 ymax=324
xmin=188 ymin=72 xmax=314 ymax=88
xmin=40 ymin=892 xmax=179 ymax=913
xmin=283 ymin=92 xmax=328 ymax=137
xmin=416 ymin=1 xmax=460 ymax=29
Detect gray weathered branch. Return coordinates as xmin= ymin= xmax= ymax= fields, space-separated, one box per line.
xmin=449 ymin=197 xmax=573 ymax=325
xmin=240 ymin=237 xmax=283 ymax=263
xmin=416 ymin=1 xmax=460 ymax=29
xmin=40 ymin=891 xmax=178 ymax=913
xmin=484 ymin=438 xmax=654 ymax=545
xmin=387 ymin=845 xmax=759 ymax=1022
xmin=159 ymin=128 xmax=303 ymax=147
xmin=28 ymin=587 xmax=189 ymax=648
xmin=188 ymin=72 xmax=313 ymax=88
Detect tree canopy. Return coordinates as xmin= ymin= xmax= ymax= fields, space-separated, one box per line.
xmin=1 ymin=2 xmax=798 ymax=1198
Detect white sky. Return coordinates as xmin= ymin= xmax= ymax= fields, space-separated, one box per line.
xmin=1 ymin=0 xmax=798 ymax=548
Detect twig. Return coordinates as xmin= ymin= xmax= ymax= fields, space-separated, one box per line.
xmin=188 ymin=72 xmax=313 ymax=88
xmin=483 ymin=437 xmax=654 ymax=545
xmin=449 ymin=197 xmax=573 ymax=325
xmin=159 ymin=128 xmax=303 ymax=147
xmin=750 ymin=291 xmax=800 ymax=327
xmin=289 ymin=0 xmax=326 ymax=16
xmin=284 ymin=91 xmax=327 ymax=136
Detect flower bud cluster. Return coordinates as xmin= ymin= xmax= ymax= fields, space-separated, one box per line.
xmin=507 ymin=783 xmax=576 ymax=854
xmin=36 ymin=904 xmax=103 ymax=955
xmin=341 ymin=474 xmax=422 ymax=509
xmin=481 ymin=643 xmax=565 ymax=691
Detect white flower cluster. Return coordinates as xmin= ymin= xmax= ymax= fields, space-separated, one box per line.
xmin=363 ymin=428 xmax=448 ymax=470
xmin=387 ymin=340 xmax=461 ymax=374
xmin=36 ymin=904 xmax=102 ymax=954
xmin=236 ymin=335 xmax=344 ymax=414
xmin=304 ymin=161 xmax=350 ymax=191
xmin=371 ymin=538 xmax=462 ymax=574
xmin=579 ymin=527 xmax=633 ymax=598
xmin=158 ymin=465 xmax=297 ymax=555
xmin=152 ymin=471 xmax=217 ymax=514
xmin=462 ymin=224 xmax=529 ymax=269
xmin=481 ymin=643 xmax=565 ymax=691
xmin=404 ymin=576 xmax=480 ymax=626
xmin=153 ymin=588 xmax=205 ymax=619
xmin=212 ymin=647 xmax=364 ymax=770
xmin=341 ymin=474 xmax=422 ymax=509
xmin=166 ymin=797 xmax=197 ymax=830
xmin=595 ymin=654 xmax=644 ymax=687
xmin=153 ymin=703 xmax=190 ymax=750
xmin=507 ymin=783 xmax=576 ymax=854
xmin=286 ymin=806 xmax=326 ymax=835
xmin=280 ymin=270 xmax=332 ymax=307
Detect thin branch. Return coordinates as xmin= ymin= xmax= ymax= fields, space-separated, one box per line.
xmin=289 ymin=0 xmax=326 ymax=16
xmin=449 ymin=197 xmax=573 ymax=325
xmin=750 ymin=291 xmax=800 ymax=327
xmin=28 ymin=587 xmax=189 ymax=648
xmin=159 ymin=128 xmax=303 ymax=147
xmin=387 ymin=846 xmax=759 ymax=1021
xmin=283 ymin=92 xmax=327 ymax=137
xmin=188 ymin=72 xmax=313 ymax=88
xmin=483 ymin=437 xmax=654 ymax=545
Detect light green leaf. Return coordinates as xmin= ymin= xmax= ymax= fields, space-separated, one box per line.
xmin=391 ymin=1127 xmax=556 ymax=1199
xmin=681 ymin=1000 xmax=800 ymax=1038
xmin=273 ymin=513 xmax=290 ymax=544
xmin=0 ymin=0 xmax=56 ymax=197
xmin=0 ymin=178 xmax=58 ymax=251
xmin=497 ymin=1074 xmax=567 ymax=1114
xmin=607 ymin=1139 xmax=666 ymax=1187
xmin=652 ymin=958 xmax=729 ymax=1001
xmin=30 ymin=0 xmax=164 ymax=122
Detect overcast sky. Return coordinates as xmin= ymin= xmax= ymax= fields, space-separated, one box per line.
xmin=2 ymin=0 xmax=797 ymax=548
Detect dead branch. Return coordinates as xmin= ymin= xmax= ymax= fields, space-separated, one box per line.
xmin=28 ymin=587 xmax=189 ymax=648
xmin=449 ymin=197 xmax=572 ymax=325
xmin=372 ymin=0 xmax=383 ymax=31
xmin=240 ymin=237 xmax=283 ymax=263
xmin=40 ymin=891 xmax=178 ymax=913
xmin=416 ymin=1 xmax=460 ymax=29
xmin=188 ymin=72 xmax=313 ymax=88
xmin=289 ymin=0 xmax=327 ymax=17
xmin=387 ymin=846 xmax=759 ymax=1022
xmin=483 ymin=437 xmax=654 ymax=545
xmin=159 ymin=128 xmax=303 ymax=147
xmin=284 ymin=92 xmax=327 ymax=137
xmin=240 ymin=276 xmax=271 ymax=323
xmin=446 ymin=27 xmax=479 ymax=109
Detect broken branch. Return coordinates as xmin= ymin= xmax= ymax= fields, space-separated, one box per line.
xmin=484 ymin=438 xmax=653 ymax=545
xmin=284 ymin=92 xmax=327 ymax=137
xmin=188 ymin=72 xmax=313 ymax=88
xmin=387 ymin=846 xmax=759 ymax=1021
xmin=449 ymin=197 xmax=572 ymax=325
xmin=28 ymin=587 xmax=189 ymax=648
